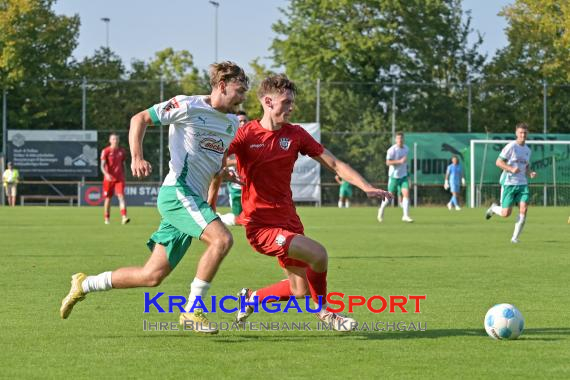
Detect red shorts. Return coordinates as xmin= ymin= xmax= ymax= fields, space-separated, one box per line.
xmin=103 ymin=180 xmax=125 ymax=198
xmin=245 ymin=219 xmax=307 ymax=269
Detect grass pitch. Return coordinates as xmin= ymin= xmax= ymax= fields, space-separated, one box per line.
xmin=1 ymin=206 xmax=569 ymax=379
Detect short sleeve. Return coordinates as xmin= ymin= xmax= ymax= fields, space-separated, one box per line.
xmin=298 ymin=127 xmax=324 ymax=157
xmin=386 ymin=147 xmax=395 ymax=160
xmin=228 ymin=124 xmax=246 ymax=157
xmin=100 ymin=148 xmax=108 ymax=161
xmin=446 ymin=165 xmax=451 ymax=175
xmin=499 ymin=144 xmax=512 ymax=161
xmin=147 ymin=95 xmax=191 ymax=126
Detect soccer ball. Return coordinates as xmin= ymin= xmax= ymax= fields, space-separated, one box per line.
xmin=484 ymin=303 xmax=525 ymax=340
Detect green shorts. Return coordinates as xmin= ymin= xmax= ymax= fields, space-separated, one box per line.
xmin=501 ymin=185 xmax=530 ymax=208
xmin=339 ymin=182 xmax=353 ymax=198
xmin=147 ymin=185 xmax=219 ymax=269
xmin=227 ymin=183 xmax=243 ymax=216
xmin=388 ymin=176 xmax=409 ymax=195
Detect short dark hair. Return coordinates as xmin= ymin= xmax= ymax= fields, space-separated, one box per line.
xmin=236 ymin=110 xmax=247 ymax=116
xmin=209 ymin=61 xmax=249 ymax=88
xmin=396 ymin=132 xmax=404 ymax=137
xmin=516 ymin=122 xmax=529 ymax=131
xmin=257 ymin=74 xmax=297 ymax=99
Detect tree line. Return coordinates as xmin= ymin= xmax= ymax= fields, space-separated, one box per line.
xmin=1 ymin=0 xmax=568 ymax=182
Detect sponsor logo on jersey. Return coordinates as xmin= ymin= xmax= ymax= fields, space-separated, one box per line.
xmin=200 ymin=138 xmax=225 ymax=154
xmin=249 ymin=143 xmax=265 ymax=149
xmin=279 ymin=137 xmax=291 ymax=151
xmin=164 ymin=98 xmax=180 ymax=112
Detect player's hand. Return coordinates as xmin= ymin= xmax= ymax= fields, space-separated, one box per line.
xmin=131 ymin=158 xmax=152 ymax=179
xmin=221 ymin=168 xmax=244 ymax=186
xmin=444 ymin=180 xmax=450 ymax=190
xmin=364 ymin=187 xmax=392 ymax=201
xmin=461 ymin=178 xmax=466 ymax=187
xmin=104 ymin=174 xmax=114 ymax=181
xmin=510 ymin=166 xmax=520 ymax=174
xmin=529 ymin=171 xmax=537 ymax=179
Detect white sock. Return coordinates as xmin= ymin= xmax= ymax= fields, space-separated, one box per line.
xmin=184 ymin=277 xmax=211 ymax=312
xmin=402 ymin=198 xmax=410 ymax=217
xmin=82 ymin=271 xmax=113 ymax=293
xmin=492 ymin=205 xmax=503 ymax=216
xmin=338 ymin=200 xmax=343 ymax=208
xmin=379 ymin=199 xmax=389 ymax=217
xmin=512 ymin=214 xmax=526 ymax=240
xmin=345 ymin=200 xmax=350 ymax=208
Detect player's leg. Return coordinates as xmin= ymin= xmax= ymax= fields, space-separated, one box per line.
xmin=486 ymin=185 xmax=513 ymax=219
xmin=102 ymin=180 xmax=113 ymax=224
xmin=511 ymin=187 xmax=530 ymax=243
xmin=378 ymin=178 xmax=396 ymax=222
xmin=236 ymin=266 xmax=304 ymax=323
xmin=60 ymin=244 xmax=172 ymax=319
xmin=287 ymin=236 xmax=356 ymax=331
xmin=176 ymin=219 xmax=231 ymax=334
xmin=115 ymin=182 xmax=129 ymax=224
xmin=400 ymin=179 xmax=413 ymax=222
xmin=9 ymin=185 xmax=16 ymax=207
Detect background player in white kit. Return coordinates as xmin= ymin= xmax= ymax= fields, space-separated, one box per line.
xmin=378 ymin=132 xmax=413 ymax=223
xmin=485 ymin=123 xmax=537 ymax=243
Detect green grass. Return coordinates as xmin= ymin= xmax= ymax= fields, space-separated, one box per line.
xmin=1 ymin=206 xmax=569 ymax=379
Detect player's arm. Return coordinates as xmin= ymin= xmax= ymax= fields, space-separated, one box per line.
xmin=334 ymin=175 xmax=342 ymax=185
xmin=129 ymin=110 xmax=154 ymax=179
xmin=526 ymin=164 xmax=537 ymax=179
xmin=313 ymin=149 xmax=391 ymax=200
xmin=100 ymin=158 xmax=112 ymax=181
xmin=226 ymin=154 xmax=237 ymax=167
xmin=386 ymin=157 xmax=405 ymax=166
xmin=495 ymin=157 xmax=519 ymax=174
xmin=207 ymin=152 xmax=228 ymax=210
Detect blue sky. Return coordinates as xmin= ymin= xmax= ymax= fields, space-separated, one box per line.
xmin=53 ymin=0 xmax=512 ymax=72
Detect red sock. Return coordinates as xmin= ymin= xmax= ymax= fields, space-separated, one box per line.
xmin=306 ymin=268 xmax=327 ymax=307
xmin=120 ymin=208 xmax=127 ymax=217
xmin=255 ymin=280 xmax=293 ymax=303
xmin=104 ymin=213 xmax=110 ymax=219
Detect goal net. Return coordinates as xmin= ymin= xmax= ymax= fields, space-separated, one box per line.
xmin=469 ymin=139 xmax=570 ymax=208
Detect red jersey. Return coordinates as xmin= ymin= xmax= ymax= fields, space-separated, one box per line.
xmin=101 ymin=146 xmax=127 ymax=181
xmin=228 ymin=120 xmax=324 ymax=227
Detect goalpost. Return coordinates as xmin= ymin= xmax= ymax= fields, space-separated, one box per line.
xmin=469 ymin=139 xmax=570 ymax=208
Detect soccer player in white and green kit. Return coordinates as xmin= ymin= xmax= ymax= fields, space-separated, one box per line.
xmin=378 ymin=132 xmax=413 ymax=223
xmin=60 ymin=62 xmax=249 ymax=334
xmin=485 ymin=123 xmax=537 ymax=243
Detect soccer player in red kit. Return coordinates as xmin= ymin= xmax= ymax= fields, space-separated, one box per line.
xmin=229 ymin=75 xmax=391 ymax=331
xmin=101 ymin=133 xmax=129 ymax=225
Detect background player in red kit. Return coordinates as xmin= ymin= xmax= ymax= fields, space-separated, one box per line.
xmin=229 ymin=75 xmax=391 ymax=331
xmin=101 ymin=133 xmax=130 ymax=225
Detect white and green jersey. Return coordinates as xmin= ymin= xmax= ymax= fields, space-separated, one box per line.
xmin=498 ymin=141 xmax=532 ymax=186
xmin=386 ymin=144 xmax=409 ymax=178
xmin=148 ymin=95 xmax=239 ymax=200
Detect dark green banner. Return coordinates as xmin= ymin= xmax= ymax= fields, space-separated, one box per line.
xmin=406 ymin=133 xmax=570 ymax=184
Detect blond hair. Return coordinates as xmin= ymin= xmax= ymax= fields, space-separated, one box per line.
xmin=209 ymin=61 xmax=249 ymax=88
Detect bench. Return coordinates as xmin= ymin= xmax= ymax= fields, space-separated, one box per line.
xmin=20 ymin=195 xmax=78 ymax=206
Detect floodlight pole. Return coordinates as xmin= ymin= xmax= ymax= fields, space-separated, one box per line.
xmin=101 ymin=18 xmax=110 ymax=49
xmin=391 ymin=79 xmax=396 ymax=144
xmin=209 ymin=1 xmax=219 ymax=62
xmin=2 ymin=89 xmax=6 ymax=207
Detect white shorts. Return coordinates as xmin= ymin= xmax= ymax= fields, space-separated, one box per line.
xmin=4 ymin=183 xmax=17 ymax=196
